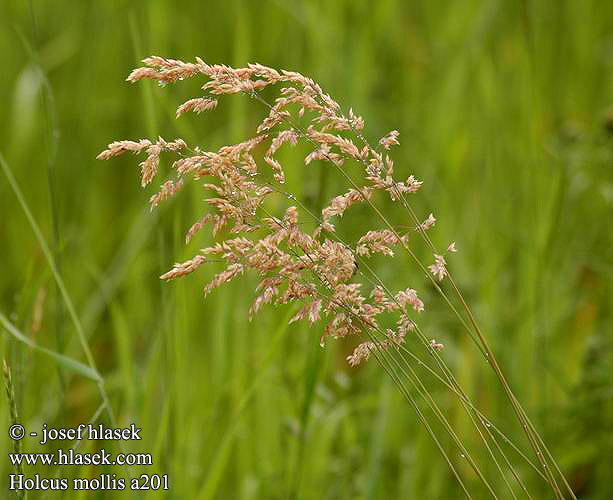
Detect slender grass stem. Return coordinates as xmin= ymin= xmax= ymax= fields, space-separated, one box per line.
xmin=248 ymin=90 xmax=570 ymax=498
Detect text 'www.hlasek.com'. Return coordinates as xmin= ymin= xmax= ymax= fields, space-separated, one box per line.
xmin=7 ymin=422 xmax=169 ymax=493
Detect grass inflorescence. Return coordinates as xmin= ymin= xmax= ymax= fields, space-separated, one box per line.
xmin=99 ymin=56 xmax=577 ymax=499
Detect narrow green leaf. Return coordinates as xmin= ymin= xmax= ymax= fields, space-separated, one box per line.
xmin=0 ymin=311 xmax=101 ymax=382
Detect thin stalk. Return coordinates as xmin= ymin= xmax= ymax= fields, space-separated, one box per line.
xmin=220 ymin=194 xmax=479 ymax=494
xmin=180 ymin=139 xmax=537 ymax=493
xmin=248 ymin=209 xmax=494 ymax=497
xmin=265 ymin=177 xmax=524 ymax=496
xmin=365 ymin=337 xmax=472 ymax=499
xmin=249 ymin=90 xmax=568 ymax=497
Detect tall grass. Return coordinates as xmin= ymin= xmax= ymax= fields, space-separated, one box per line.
xmin=1 ymin=1 xmax=612 ymax=498
xmin=98 ymin=55 xmax=587 ymax=498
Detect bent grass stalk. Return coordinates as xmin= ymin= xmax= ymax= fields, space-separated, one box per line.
xmin=195 ymin=154 xmax=529 ymax=495
xmin=230 ymin=92 xmax=552 ymax=497
xmin=235 ymin=118 xmax=525 ymax=495
xmin=250 ymin=205 xmax=494 ymax=496
xmin=252 ymin=79 xmax=567 ymax=498
xmin=244 ymin=180 xmax=534 ymax=496
xmin=98 ymin=57 xmax=574 ymax=498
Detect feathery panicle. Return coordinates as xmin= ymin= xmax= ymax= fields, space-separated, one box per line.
xmin=99 ymin=56 xmax=449 ymax=367
xmin=99 ymin=57 xmax=575 ymax=500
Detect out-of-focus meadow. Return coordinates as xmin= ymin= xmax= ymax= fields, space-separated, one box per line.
xmin=1 ymin=1 xmax=612 ymax=498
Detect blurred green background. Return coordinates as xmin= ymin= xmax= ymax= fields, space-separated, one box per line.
xmin=1 ymin=1 xmax=612 ymax=498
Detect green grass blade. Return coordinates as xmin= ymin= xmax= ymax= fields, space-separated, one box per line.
xmin=0 ymin=311 xmax=101 ymax=382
